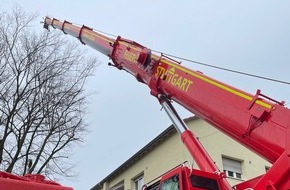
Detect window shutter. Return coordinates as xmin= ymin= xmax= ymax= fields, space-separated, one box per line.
xmin=222 ymin=157 xmax=242 ymax=173
xmin=110 ymin=182 xmax=124 ymax=190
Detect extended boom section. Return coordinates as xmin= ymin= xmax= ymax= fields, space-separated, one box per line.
xmin=43 ymin=17 xmax=289 ymax=189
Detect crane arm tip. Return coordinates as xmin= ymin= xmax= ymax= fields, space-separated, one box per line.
xmin=42 ymin=16 xmax=50 ymax=30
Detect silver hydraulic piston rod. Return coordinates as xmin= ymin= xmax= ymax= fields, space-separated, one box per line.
xmin=158 ymin=94 xmax=189 ymax=134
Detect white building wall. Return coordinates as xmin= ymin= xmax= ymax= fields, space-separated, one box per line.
xmin=95 ymin=118 xmax=271 ymax=190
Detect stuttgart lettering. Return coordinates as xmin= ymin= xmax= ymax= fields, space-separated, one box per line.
xmin=124 ymin=50 xmax=137 ymax=64
xmin=155 ymin=66 xmax=193 ymax=92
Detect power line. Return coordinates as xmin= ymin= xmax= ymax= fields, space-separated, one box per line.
xmin=152 ymin=50 xmax=290 ymax=86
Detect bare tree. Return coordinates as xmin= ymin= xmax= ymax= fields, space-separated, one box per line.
xmin=0 ymin=6 xmax=97 ymax=180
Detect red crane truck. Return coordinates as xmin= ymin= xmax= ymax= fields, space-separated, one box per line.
xmin=1 ymin=16 xmax=288 ymax=190
xmin=41 ymin=17 xmax=288 ymax=190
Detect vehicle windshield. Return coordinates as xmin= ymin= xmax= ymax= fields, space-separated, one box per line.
xmin=159 ymin=174 xmax=179 ymax=190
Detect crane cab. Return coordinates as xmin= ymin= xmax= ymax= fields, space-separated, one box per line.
xmin=145 ymin=165 xmax=224 ymax=190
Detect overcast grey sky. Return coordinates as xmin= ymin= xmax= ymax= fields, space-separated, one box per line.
xmin=2 ymin=1 xmax=290 ymax=190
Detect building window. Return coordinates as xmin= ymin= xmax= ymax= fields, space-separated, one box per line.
xmin=134 ymin=175 xmax=144 ymax=190
xmin=110 ymin=181 xmax=124 ymax=190
xmin=222 ymin=157 xmax=242 ymax=179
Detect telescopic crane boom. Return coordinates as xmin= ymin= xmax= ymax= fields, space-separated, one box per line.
xmin=43 ymin=17 xmax=289 ymax=190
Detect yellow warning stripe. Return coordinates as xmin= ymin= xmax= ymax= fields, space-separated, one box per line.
xmin=81 ymin=29 xmax=114 ymax=44
xmin=152 ymin=54 xmax=272 ymax=109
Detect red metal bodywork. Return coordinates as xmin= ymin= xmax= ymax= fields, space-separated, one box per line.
xmin=0 ymin=171 xmax=73 ymax=190
xmin=41 ymin=17 xmax=290 ymax=190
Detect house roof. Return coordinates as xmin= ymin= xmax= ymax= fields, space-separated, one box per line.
xmin=90 ymin=116 xmax=196 ymax=190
